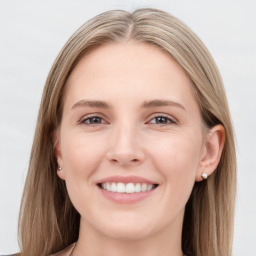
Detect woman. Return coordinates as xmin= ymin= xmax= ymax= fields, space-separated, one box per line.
xmin=14 ymin=8 xmax=236 ymax=256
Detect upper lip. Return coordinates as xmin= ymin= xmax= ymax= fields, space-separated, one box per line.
xmin=97 ymin=175 xmax=158 ymax=185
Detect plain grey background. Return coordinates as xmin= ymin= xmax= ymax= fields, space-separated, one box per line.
xmin=0 ymin=0 xmax=255 ymax=255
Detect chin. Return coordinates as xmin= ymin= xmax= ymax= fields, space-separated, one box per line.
xmin=94 ymin=214 xmax=158 ymax=241
xmin=103 ymin=225 xmax=153 ymax=241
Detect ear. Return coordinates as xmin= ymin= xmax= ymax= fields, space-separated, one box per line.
xmin=196 ymin=124 xmax=225 ymax=182
xmin=52 ymin=129 xmax=66 ymax=180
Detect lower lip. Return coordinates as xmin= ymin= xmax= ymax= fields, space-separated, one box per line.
xmin=98 ymin=186 xmax=157 ymax=204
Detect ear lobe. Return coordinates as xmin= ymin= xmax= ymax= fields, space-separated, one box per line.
xmin=196 ymin=124 xmax=225 ymax=181
xmin=57 ymin=167 xmax=66 ymax=180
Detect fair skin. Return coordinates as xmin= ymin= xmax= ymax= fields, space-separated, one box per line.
xmin=54 ymin=41 xmax=225 ymax=256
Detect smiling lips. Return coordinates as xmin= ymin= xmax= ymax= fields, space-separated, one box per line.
xmin=100 ymin=182 xmax=157 ymax=193
xmin=97 ymin=176 xmax=158 ymax=203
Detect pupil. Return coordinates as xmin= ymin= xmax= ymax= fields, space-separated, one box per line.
xmin=156 ymin=117 xmax=167 ymax=123
xmin=92 ymin=117 xmax=101 ymax=123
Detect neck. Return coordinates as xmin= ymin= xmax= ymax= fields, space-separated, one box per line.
xmin=73 ymin=216 xmax=184 ymax=256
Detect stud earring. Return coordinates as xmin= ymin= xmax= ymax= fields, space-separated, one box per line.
xmin=201 ymin=172 xmax=208 ymax=180
xmin=58 ymin=166 xmax=62 ymax=171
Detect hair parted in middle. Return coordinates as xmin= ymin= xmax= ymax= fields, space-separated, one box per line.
xmin=18 ymin=8 xmax=236 ymax=256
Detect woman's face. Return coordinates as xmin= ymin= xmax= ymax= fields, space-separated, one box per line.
xmin=56 ymin=42 xmax=207 ymax=241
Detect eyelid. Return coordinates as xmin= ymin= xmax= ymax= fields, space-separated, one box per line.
xmin=147 ymin=113 xmax=177 ymax=125
xmin=78 ymin=113 xmax=108 ymax=125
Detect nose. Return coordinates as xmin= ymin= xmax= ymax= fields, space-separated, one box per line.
xmin=106 ymin=125 xmax=146 ymax=166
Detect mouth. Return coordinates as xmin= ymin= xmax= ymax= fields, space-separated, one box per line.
xmin=97 ymin=182 xmax=158 ymax=193
xmin=96 ymin=176 xmax=159 ymax=204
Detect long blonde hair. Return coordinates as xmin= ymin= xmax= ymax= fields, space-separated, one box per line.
xmin=18 ymin=8 xmax=236 ymax=256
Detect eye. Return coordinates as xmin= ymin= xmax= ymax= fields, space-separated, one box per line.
xmin=149 ymin=115 xmax=176 ymax=125
xmin=80 ymin=116 xmax=105 ymax=125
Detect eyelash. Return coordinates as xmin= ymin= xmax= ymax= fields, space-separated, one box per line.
xmin=79 ymin=114 xmax=177 ymax=126
xmin=79 ymin=115 xmax=107 ymax=125
xmin=148 ymin=114 xmax=176 ymax=125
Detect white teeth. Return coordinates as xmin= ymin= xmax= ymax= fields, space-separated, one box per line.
xmin=106 ymin=182 xmax=111 ymax=191
xmin=111 ymin=183 xmax=117 ymax=192
xmin=100 ymin=182 xmax=156 ymax=193
xmin=141 ymin=183 xmax=147 ymax=192
xmin=135 ymin=183 xmax=141 ymax=193
xmin=147 ymin=184 xmax=153 ymax=191
xmin=116 ymin=182 xmax=126 ymax=193
xmin=126 ymin=183 xmax=135 ymax=193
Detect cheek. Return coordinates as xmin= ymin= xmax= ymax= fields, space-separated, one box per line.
xmin=150 ymin=132 xmax=202 ymax=198
xmin=59 ymin=132 xmax=106 ymax=213
xmin=61 ymin=131 xmax=105 ymax=175
xmin=152 ymin=132 xmax=201 ymax=171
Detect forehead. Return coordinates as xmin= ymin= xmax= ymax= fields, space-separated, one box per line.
xmin=63 ymin=41 xmax=198 ymax=113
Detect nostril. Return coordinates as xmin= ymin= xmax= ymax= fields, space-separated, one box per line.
xmin=106 ymin=151 xmax=144 ymax=166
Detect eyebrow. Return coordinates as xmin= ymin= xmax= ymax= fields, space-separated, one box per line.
xmin=71 ymin=99 xmax=186 ymax=111
xmin=72 ymin=100 xmax=110 ymax=109
xmin=142 ymin=99 xmax=186 ymax=111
